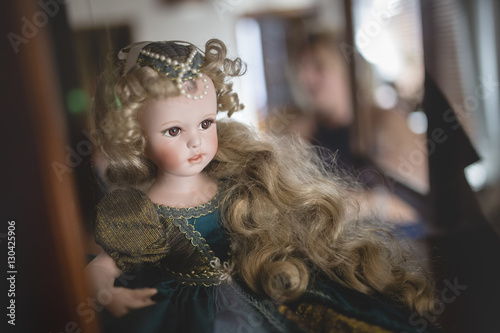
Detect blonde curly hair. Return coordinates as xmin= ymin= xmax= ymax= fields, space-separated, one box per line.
xmin=92 ymin=38 xmax=435 ymax=315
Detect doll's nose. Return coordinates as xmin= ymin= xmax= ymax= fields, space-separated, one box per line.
xmin=187 ymin=132 xmax=202 ymax=148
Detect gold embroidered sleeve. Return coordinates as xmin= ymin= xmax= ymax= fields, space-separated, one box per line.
xmin=94 ymin=189 xmax=167 ymax=273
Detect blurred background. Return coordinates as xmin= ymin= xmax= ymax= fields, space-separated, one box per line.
xmin=2 ymin=0 xmax=500 ymax=332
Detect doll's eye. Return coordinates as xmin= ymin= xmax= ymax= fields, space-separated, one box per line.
xmin=164 ymin=127 xmax=180 ymax=137
xmin=199 ymin=119 xmax=214 ymax=130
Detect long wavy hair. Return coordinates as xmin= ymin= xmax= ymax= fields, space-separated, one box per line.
xmin=92 ymin=39 xmax=435 ymax=315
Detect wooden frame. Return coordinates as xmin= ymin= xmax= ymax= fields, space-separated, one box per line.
xmin=2 ymin=1 xmax=98 ymax=332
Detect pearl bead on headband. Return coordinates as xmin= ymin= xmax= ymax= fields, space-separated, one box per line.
xmin=117 ymin=41 xmax=209 ymax=100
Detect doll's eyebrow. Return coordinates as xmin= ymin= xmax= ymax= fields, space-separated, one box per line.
xmin=160 ymin=120 xmax=180 ymax=127
xmin=160 ymin=113 xmax=215 ymax=127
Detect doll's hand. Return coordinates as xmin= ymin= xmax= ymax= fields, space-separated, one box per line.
xmin=85 ymin=251 xmax=158 ymax=317
xmin=104 ymin=287 xmax=158 ymax=317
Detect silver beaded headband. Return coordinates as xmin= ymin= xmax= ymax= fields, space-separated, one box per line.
xmin=118 ymin=41 xmax=209 ymax=100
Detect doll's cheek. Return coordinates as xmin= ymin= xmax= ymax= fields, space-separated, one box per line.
xmin=209 ymin=132 xmax=218 ymax=152
xmin=159 ymin=150 xmax=183 ymax=171
xmin=205 ymin=130 xmax=219 ymax=160
xmin=148 ymin=146 xmax=183 ymax=172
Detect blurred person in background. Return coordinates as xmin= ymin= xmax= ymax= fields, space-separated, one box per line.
xmin=278 ymin=31 xmax=419 ymax=229
xmin=294 ymin=32 xmax=355 ymax=168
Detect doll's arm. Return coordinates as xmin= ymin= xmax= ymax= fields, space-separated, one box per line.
xmin=85 ymin=251 xmax=157 ymax=317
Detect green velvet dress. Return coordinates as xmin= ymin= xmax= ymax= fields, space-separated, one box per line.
xmin=93 ymin=186 xmax=441 ymax=333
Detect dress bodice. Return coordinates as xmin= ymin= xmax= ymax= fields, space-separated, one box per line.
xmin=153 ymin=193 xmax=230 ymax=263
xmin=94 ymin=187 xmax=231 ymax=287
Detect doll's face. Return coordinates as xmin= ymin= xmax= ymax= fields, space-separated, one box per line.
xmin=139 ymin=77 xmax=218 ymax=178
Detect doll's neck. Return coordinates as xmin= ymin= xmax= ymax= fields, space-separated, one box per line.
xmin=145 ymin=173 xmax=218 ymax=208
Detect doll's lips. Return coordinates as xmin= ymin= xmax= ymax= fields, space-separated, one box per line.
xmin=188 ymin=154 xmax=203 ymax=163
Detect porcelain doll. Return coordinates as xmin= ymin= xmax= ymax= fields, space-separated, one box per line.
xmin=86 ymin=39 xmax=441 ymax=332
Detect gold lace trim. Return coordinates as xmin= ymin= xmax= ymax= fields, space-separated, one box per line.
xmin=152 ymin=184 xmax=220 ymax=219
xmin=156 ymin=203 xmax=219 ymax=221
xmin=158 ymin=205 xmax=232 ymax=287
